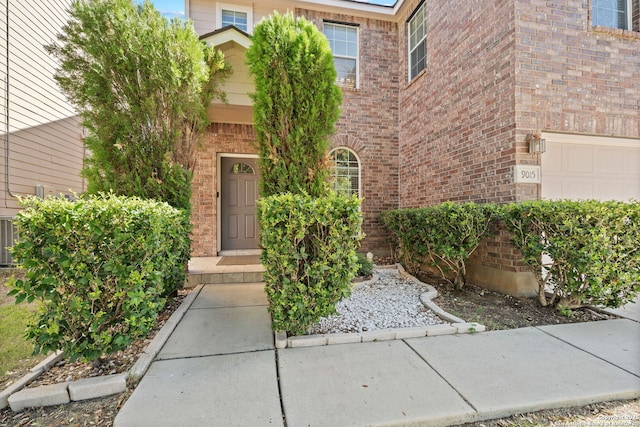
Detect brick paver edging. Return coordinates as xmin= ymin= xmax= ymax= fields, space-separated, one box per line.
xmin=276 ymin=264 xmax=485 ymax=349
xmin=1 ymin=284 xmax=204 ymax=412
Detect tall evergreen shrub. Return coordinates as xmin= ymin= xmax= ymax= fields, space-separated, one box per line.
xmin=47 ymin=0 xmax=230 ymax=212
xmin=246 ymin=11 xmax=342 ymax=198
xmin=247 ymin=12 xmax=362 ymax=334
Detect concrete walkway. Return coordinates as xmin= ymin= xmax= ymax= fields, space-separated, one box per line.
xmin=114 ymin=281 xmax=640 ymax=427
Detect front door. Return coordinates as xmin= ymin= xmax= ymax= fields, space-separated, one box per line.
xmin=220 ymin=157 xmax=260 ymax=250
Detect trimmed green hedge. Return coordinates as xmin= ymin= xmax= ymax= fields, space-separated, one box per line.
xmin=381 ymin=200 xmax=640 ymax=310
xmin=8 ymin=194 xmax=191 ymax=362
xmin=259 ymin=192 xmax=362 ymax=335
xmin=380 ymin=202 xmax=499 ymax=289
xmin=502 ymin=200 xmax=640 ymax=308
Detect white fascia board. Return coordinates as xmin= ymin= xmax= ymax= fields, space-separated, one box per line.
xmin=298 ymin=0 xmax=403 ymax=17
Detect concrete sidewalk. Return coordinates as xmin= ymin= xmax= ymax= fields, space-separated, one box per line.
xmin=114 ymin=282 xmax=640 ymax=427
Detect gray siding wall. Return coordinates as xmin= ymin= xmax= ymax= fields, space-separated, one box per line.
xmin=0 ymin=0 xmax=85 ymax=217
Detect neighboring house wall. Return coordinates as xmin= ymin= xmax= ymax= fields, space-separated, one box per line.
xmin=0 ymin=0 xmax=84 ymax=264
xmin=1 ymin=1 xmax=84 ymax=215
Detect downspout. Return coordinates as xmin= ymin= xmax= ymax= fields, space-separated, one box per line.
xmin=4 ymin=0 xmax=16 ymax=207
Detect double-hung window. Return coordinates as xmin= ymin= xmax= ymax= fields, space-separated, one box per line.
xmin=408 ymin=2 xmax=427 ymax=81
xmin=217 ymin=3 xmax=252 ymax=33
xmin=592 ymin=0 xmax=632 ymax=30
xmin=323 ymin=22 xmax=359 ymax=89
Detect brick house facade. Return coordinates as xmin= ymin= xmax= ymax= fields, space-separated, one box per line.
xmin=188 ymin=0 xmax=639 ymax=294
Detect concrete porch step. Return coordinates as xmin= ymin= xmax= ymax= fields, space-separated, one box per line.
xmin=187 ymin=257 xmax=264 ymax=286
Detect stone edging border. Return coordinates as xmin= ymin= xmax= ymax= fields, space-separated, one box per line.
xmin=0 ymin=284 xmax=204 ymax=412
xmin=274 ymin=264 xmax=485 ymax=349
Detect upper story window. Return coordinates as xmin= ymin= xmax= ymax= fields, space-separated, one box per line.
xmin=329 ymin=148 xmax=360 ymax=197
xmin=592 ymin=0 xmax=631 ymax=30
xmin=323 ymin=22 xmax=359 ymax=89
xmin=408 ymin=1 xmax=427 ymax=81
xmin=216 ymin=3 xmax=253 ymax=33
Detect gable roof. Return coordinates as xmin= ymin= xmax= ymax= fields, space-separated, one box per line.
xmin=199 ymin=25 xmax=251 ymax=49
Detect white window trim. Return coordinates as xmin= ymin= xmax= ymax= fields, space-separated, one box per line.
xmin=323 ymin=22 xmax=360 ymax=90
xmin=592 ymin=0 xmax=632 ymax=30
xmin=329 ymin=147 xmax=362 ymax=198
xmin=216 ymin=3 xmax=253 ymax=34
xmin=407 ymin=2 xmax=427 ymax=82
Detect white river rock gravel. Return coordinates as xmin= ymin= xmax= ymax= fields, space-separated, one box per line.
xmin=308 ymin=268 xmax=444 ymax=334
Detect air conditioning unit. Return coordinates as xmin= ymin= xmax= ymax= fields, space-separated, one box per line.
xmin=0 ymin=217 xmax=18 ymax=266
xmin=35 ymin=184 xmax=45 ymax=198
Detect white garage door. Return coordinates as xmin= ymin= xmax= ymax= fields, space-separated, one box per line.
xmin=541 ymin=133 xmax=640 ymax=201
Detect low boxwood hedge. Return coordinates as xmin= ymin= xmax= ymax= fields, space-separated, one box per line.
xmin=381 ymin=200 xmax=639 ymax=310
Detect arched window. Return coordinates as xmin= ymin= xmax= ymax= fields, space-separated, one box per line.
xmin=230 ymin=162 xmax=255 ymax=174
xmin=329 ymin=148 xmax=360 ymax=197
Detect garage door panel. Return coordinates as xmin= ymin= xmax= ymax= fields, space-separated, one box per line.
xmin=541 ymin=134 xmax=640 ymax=201
xmin=566 ymin=146 xmax=593 ymax=173
xmin=544 ymin=144 xmax=563 ymax=173
xmin=563 ymin=180 xmax=594 ymax=200
xmin=623 ymin=182 xmax=640 ymax=200
xmin=594 ymin=148 xmax=624 ymax=174
xmin=593 ymin=182 xmax=625 ymax=201
xmin=622 ymin=151 xmax=640 ymax=175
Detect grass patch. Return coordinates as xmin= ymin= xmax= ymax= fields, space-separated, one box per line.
xmin=0 ymin=302 xmax=39 ymax=379
xmin=0 ymin=273 xmax=46 ymax=386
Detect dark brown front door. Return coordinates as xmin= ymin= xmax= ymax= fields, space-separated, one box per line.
xmin=220 ymin=157 xmax=260 ymax=250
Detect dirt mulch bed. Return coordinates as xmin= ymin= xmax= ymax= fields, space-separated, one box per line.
xmin=416 ymin=271 xmax=619 ymax=330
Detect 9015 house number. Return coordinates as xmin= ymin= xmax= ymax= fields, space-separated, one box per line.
xmin=514 ymin=165 xmax=541 ymax=184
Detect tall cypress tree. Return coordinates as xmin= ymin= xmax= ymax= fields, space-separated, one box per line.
xmin=47 ymin=0 xmax=230 ymax=212
xmin=246 ymin=12 xmax=342 ymax=197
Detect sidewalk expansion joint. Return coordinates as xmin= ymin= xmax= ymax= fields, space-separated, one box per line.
xmin=274 ymin=349 xmax=288 ymax=427
xmin=403 ymin=340 xmax=480 ymax=414
xmin=535 ymin=326 xmax=640 ymax=379
xmin=155 ymin=348 xmax=276 ymax=363
xmin=190 ymin=303 xmax=269 ymax=311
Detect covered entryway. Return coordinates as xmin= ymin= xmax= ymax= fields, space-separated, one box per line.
xmin=220 ymin=156 xmax=260 ymax=251
xmin=541 ymin=132 xmax=640 ymax=201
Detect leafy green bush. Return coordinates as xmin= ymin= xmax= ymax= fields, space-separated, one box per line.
xmin=380 ymin=202 xmax=499 ymax=289
xmin=356 ymin=253 xmax=374 ymax=278
xmin=8 ymin=194 xmax=191 ymax=362
xmin=501 ymin=200 xmax=640 ymax=309
xmin=259 ymin=193 xmax=362 ymax=335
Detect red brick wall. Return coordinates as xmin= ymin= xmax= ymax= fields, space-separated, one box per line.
xmin=298 ymin=9 xmax=400 ymax=253
xmin=514 ymin=0 xmax=640 ymax=140
xmin=398 ymin=0 xmax=520 ymax=209
xmin=191 ymin=8 xmax=402 ymax=256
xmin=191 ymin=123 xmax=256 ymax=257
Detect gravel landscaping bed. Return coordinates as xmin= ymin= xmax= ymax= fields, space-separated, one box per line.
xmin=308 ymin=268 xmax=444 ymax=334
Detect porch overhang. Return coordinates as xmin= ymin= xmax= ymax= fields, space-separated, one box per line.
xmin=201 ymin=26 xmax=254 ymax=125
